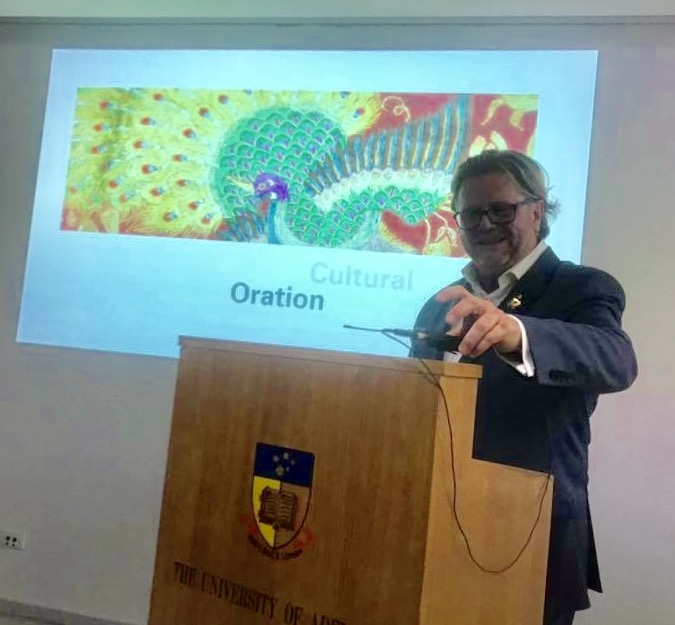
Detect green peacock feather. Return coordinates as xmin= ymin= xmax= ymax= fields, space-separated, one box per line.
xmin=211 ymin=97 xmax=468 ymax=248
xmin=63 ymin=89 xmax=468 ymax=250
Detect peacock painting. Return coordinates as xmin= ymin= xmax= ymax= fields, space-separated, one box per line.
xmin=62 ymin=89 xmax=538 ymax=256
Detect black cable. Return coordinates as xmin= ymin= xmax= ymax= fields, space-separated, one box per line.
xmin=402 ymin=336 xmax=552 ymax=575
xmin=344 ymin=323 xmax=552 ymax=571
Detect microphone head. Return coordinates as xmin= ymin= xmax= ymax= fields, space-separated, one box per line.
xmin=423 ymin=334 xmax=462 ymax=353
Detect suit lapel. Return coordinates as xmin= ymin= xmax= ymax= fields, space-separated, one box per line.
xmin=455 ymin=248 xmax=560 ymax=365
xmin=431 ymin=248 xmax=560 ymax=362
xmin=498 ymin=247 xmax=560 ymax=316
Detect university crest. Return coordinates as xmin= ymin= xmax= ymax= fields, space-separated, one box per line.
xmin=251 ymin=442 xmax=315 ymax=553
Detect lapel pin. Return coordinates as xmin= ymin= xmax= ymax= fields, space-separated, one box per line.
xmin=506 ymin=294 xmax=523 ymax=311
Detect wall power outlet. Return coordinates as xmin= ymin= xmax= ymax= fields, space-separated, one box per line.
xmin=2 ymin=530 xmax=27 ymax=550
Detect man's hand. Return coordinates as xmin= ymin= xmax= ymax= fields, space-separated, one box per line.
xmin=436 ymin=286 xmax=523 ymax=358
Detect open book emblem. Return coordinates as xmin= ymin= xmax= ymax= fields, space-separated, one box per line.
xmin=252 ymin=442 xmax=315 ymax=550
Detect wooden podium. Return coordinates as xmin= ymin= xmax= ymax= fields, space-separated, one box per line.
xmin=148 ymin=338 xmax=552 ymax=625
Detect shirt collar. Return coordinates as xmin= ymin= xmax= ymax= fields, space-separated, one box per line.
xmin=461 ymin=239 xmax=549 ymax=297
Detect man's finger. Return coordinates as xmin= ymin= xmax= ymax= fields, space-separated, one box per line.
xmin=458 ymin=315 xmax=500 ymax=355
xmin=466 ymin=322 xmax=505 ymax=358
xmin=435 ymin=285 xmax=471 ymax=303
xmin=445 ymin=298 xmax=485 ymax=330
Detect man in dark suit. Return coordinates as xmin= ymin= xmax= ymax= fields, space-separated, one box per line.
xmin=411 ymin=150 xmax=637 ymax=625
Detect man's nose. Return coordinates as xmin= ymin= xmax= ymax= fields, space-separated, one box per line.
xmin=476 ymin=212 xmax=496 ymax=229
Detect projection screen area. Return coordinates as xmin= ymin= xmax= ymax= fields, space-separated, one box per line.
xmin=17 ymin=49 xmax=597 ymax=358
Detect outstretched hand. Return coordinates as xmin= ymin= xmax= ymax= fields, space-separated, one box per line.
xmin=436 ymin=286 xmax=523 ymax=358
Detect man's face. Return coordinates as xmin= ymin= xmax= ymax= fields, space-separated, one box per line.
xmin=456 ymin=173 xmax=543 ymax=279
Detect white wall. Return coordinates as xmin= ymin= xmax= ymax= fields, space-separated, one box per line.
xmin=0 ymin=19 xmax=674 ymax=625
xmin=577 ymin=37 xmax=675 ymax=623
xmin=1 ymin=0 xmax=675 ymax=19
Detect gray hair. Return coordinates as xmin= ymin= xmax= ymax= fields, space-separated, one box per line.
xmin=450 ymin=150 xmax=560 ymax=239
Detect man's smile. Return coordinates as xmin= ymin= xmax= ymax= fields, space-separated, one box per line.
xmin=474 ymin=234 xmax=508 ymax=246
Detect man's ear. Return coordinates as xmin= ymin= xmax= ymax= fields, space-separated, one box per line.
xmin=533 ymin=199 xmax=544 ymax=234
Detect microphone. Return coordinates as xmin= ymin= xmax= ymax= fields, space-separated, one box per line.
xmin=394 ymin=328 xmax=463 ymax=352
xmin=343 ymin=324 xmax=462 ymax=352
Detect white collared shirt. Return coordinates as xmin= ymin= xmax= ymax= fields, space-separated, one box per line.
xmin=444 ymin=240 xmax=549 ymax=376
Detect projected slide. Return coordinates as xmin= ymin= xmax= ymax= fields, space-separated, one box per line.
xmin=63 ymin=89 xmax=536 ymax=254
xmin=19 ymin=50 xmax=597 ymax=358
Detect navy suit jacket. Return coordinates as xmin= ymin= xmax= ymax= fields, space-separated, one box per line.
xmin=410 ymin=248 xmax=637 ymax=617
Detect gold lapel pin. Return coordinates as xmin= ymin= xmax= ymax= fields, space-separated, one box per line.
xmin=506 ymin=294 xmax=523 ymax=310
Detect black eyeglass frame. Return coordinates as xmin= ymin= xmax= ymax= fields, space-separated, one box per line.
xmin=453 ymin=199 xmax=539 ymax=230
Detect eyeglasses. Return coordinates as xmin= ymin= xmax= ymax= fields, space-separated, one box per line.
xmin=454 ymin=200 xmax=537 ymax=230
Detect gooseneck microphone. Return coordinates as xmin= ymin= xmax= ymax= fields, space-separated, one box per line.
xmin=343 ymin=324 xmax=462 ymax=352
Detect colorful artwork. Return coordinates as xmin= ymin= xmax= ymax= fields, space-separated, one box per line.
xmin=62 ymin=89 xmax=538 ymax=257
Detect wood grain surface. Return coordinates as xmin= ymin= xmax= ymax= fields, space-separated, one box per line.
xmin=148 ymin=338 xmax=551 ymax=625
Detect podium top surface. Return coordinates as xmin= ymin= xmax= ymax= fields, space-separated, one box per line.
xmin=179 ymin=336 xmax=482 ymax=380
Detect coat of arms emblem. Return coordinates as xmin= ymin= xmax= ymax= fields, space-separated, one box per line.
xmin=252 ymin=442 xmax=315 ymax=550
